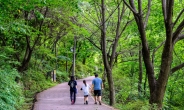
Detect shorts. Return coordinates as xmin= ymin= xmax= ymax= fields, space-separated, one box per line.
xmin=94 ymin=90 xmax=102 ymax=96
xmin=84 ymin=95 xmax=88 ymax=97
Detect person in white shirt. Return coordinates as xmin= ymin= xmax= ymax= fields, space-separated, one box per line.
xmin=81 ymin=80 xmax=91 ymax=104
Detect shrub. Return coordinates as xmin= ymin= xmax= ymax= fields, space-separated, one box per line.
xmin=56 ymin=70 xmax=69 ymax=82
xmin=0 ymin=68 xmax=24 ymax=110
xmin=22 ymin=69 xmax=55 ymax=94
xmin=115 ymin=100 xmax=151 ymax=110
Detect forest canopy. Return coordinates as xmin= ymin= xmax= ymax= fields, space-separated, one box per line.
xmin=0 ymin=0 xmax=184 ymax=110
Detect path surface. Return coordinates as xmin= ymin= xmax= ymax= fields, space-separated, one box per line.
xmin=33 ymin=76 xmax=116 ymax=110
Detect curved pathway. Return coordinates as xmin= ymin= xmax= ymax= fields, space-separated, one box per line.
xmin=33 ymin=76 xmax=116 ymax=110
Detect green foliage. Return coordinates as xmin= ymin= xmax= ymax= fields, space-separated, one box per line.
xmin=164 ymin=70 xmax=184 ymax=109
xmin=141 ymin=103 xmax=159 ymax=110
xmin=22 ymin=69 xmax=55 ymax=95
xmin=56 ymin=70 xmax=69 ymax=83
xmin=115 ymin=100 xmax=160 ymax=110
xmin=75 ymin=61 xmax=95 ymax=77
xmin=0 ymin=0 xmax=184 ymax=109
xmin=115 ymin=100 xmax=146 ymax=110
xmin=0 ymin=68 xmax=24 ymax=110
xmin=21 ymin=69 xmax=56 ymax=109
xmin=0 ymin=46 xmax=23 ymax=110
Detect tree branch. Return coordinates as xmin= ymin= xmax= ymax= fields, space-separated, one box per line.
xmin=81 ymin=14 xmax=101 ymax=29
xmin=32 ymin=7 xmax=48 ymax=50
xmin=173 ymin=9 xmax=184 ymax=27
xmin=152 ymin=41 xmax=165 ymax=64
xmin=144 ymin=0 xmax=151 ymax=28
xmin=123 ymin=0 xmax=138 ymax=15
xmin=166 ymin=0 xmax=174 ymax=22
xmin=85 ymin=29 xmax=101 ymax=50
xmin=94 ymin=1 xmax=101 ymax=25
xmin=116 ymin=46 xmax=138 ymax=57
xmin=82 ymin=0 xmax=124 ymax=31
xmin=161 ymin=0 xmax=167 ymax=20
xmin=138 ymin=0 xmax=142 ymax=14
xmin=174 ymin=34 xmax=184 ymax=43
xmin=172 ymin=19 xmax=184 ymax=44
xmin=119 ymin=17 xmax=134 ymax=38
xmin=171 ymin=63 xmax=184 ymax=74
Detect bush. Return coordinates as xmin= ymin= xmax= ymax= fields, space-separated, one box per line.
xmin=0 ymin=68 xmax=24 ymax=110
xmin=20 ymin=69 xmax=56 ymax=109
xmin=114 ymin=100 xmax=156 ymax=110
xmin=56 ymin=70 xmax=69 ymax=82
xmin=22 ymin=69 xmax=55 ymax=95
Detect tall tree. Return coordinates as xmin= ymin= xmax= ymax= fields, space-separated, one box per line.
xmin=123 ymin=0 xmax=184 ymax=108
xmin=18 ymin=1 xmax=49 ymax=72
xmin=79 ymin=0 xmax=133 ymax=105
xmin=100 ymin=0 xmax=116 ymax=105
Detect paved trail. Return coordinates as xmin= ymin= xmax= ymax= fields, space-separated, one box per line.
xmin=33 ymin=76 xmax=116 ymax=110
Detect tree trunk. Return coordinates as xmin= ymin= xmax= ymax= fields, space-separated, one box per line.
xmin=17 ymin=8 xmax=48 ymax=72
xmin=149 ymin=42 xmax=173 ymax=109
xmin=122 ymin=1 xmax=179 ymax=108
xmin=138 ymin=43 xmax=143 ymax=96
xmin=64 ymin=43 xmax=68 ymax=73
xmin=149 ymin=4 xmax=174 ymax=106
xmin=82 ymin=58 xmax=86 ymax=65
xmin=106 ymin=69 xmax=115 ymax=105
xmin=101 ymin=0 xmax=115 ymax=105
xmin=143 ymin=73 xmax=147 ymax=96
xmin=18 ymin=44 xmax=33 ymax=72
xmin=102 ymin=67 xmax=106 ymax=88
xmin=136 ymin=14 xmax=157 ymax=108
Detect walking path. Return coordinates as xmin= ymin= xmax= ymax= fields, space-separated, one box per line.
xmin=33 ymin=76 xmax=116 ymax=110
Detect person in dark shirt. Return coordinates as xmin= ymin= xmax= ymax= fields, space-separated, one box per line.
xmin=68 ymin=76 xmax=77 ymax=105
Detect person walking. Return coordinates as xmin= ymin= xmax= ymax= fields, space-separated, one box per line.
xmin=68 ymin=76 xmax=77 ymax=105
xmin=81 ymin=80 xmax=91 ymax=105
xmin=91 ymin=73 xmax=103 ymax=105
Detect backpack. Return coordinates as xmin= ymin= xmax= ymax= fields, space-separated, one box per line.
xmin=70 ymin=80 xmax=75 ymax=88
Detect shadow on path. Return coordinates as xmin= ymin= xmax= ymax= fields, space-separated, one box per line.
xmin=33 ymin=76 xmax=116 ymax=110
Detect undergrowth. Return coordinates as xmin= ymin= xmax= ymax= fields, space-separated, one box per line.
xmin=21 ymin=69 xmax=57 ymax=110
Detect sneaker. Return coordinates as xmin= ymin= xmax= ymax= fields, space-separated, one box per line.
xmin=86 ymin=101 xmax=88 ymax=105
xmin=94 ymin=102 xmax=97 ymax=104
xmin=84 ymin=103 xmax=85 ymax=104
xmin=99 ymin=101 xmax=101 ymax=105
xmin=71 ymin=100 xmax=74 ymax=105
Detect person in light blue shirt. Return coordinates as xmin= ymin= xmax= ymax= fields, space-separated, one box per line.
xmin=92 ymin=73 xmax=103 ymax=105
